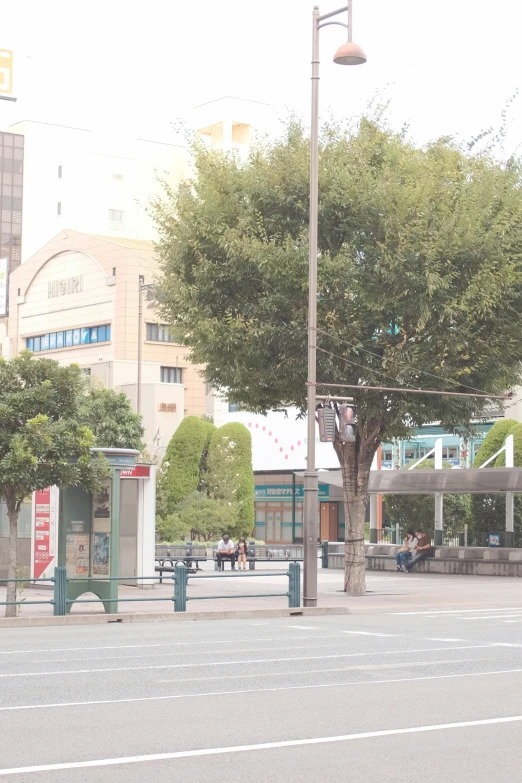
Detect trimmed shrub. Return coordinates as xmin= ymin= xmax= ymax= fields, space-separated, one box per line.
xmin=163 ymin=416 xmax=216 ymax=510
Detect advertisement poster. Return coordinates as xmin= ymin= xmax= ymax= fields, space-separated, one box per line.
xmin=65 ymin=534 xmax=89 ymax=577
xmin=31 ymin=486 xmax=58 ymax=579
xmin=92 ymin=532 xmax=110 ymax=576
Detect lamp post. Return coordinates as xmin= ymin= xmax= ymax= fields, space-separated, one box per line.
xmin=137 ymin=276 xmax=154 ymax=417
xmin=304 ymin=1 xmax=366 ymax=607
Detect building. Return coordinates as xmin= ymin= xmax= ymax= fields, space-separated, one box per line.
xmin=0 ymin=130 xmax=24 ymax=321
xmin=7 ymin=230 xmax=209 ymax=458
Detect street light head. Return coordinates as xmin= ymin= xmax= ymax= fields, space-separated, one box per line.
xmin=333 ymin=41 xmax=367 ymax=66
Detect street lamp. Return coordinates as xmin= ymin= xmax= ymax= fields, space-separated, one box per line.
xmin=304 ymin=1 xmax=366 ymax=608
xmin=137 ymin=276 xmax=154 ymax=417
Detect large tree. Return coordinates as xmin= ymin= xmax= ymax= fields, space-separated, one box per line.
xmin=79 ymin=380 xmax=144 ymax=451
xmin=0 ymin=353 xmax=109 ymax=617
xmin=153 ymin=117 xmax=522 ymax=594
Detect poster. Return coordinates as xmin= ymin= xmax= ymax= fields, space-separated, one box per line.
xmin=92 ymin=532 xmax=110 ymax=576
xmin=93 ymin=482 xmax=111 ymax=519
xmin=31 ymin=486 xmax=58 ymax=579
xmin=65 ymin=534 xmax=89 ymax=577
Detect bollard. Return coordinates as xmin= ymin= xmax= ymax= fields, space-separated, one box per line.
xmin=321 ymin=540 xmax=329 ymax=569
xmin=53 ymin=566 xmax=67 ymax=616
xmin=288 ymin=562 xmax=301 ymax=608
xmin=174 ymin=562 xmax=187 ymax=612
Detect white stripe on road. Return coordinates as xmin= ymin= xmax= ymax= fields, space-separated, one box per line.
xmin=390 ymin=607 xmax=522 ymax=616
xmin=424 ymin=638 xmax=469 ymax=642
xmin=461 ymin=615 xmax=522 ymax=621
xmin=2 ymin=665 xmax=521 ymax=713
xmin=0 ymin=645 xmax=497 ymax=679
xmin=1 ymin=715 xmax=522 ymax=775
xmin=342 ymin=631 xmax=398 ymax=637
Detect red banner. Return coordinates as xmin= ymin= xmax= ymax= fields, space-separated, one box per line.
xmin=120 ymin=465 xmax=150 ymax=478
xmin=33 ymin=487 xmax=55 ymax=579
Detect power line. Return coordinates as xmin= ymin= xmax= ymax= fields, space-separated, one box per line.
xmin=313 ymin=381 xmax=508 ymax=401
xmin=316 ymin=346 xmax=422 ymax=391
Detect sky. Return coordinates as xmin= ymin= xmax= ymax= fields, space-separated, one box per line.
xmin=1 ymin=0 xmax=522 ymax=153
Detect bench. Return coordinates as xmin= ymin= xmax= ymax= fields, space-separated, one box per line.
xmin=211 ymin=544 xmax=306 ymax=570
xmin=155 ymin=545 xmax=209 ymax=581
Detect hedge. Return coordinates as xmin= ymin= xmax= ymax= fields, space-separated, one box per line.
xmin=163 ymin=416 xmax=216 ymax=509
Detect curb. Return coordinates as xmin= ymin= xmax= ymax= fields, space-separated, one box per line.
xmin=0 ymin=606 xmax=349 ymax=628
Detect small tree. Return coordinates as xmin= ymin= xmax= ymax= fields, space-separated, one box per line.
xmin=155 ymin=512 xmax=190 ymax=543
xmin=206 ymin=422 xmax=255 ymax=538
xmin=0 ymin=354 xmax=109 ymax=617
xmin=163 ymin=416 xmax=216 ymax=510
xmin=178 ymin=491 xmax=237 ymax=541
xmin=80 ymin=379 xmax=144 ymax=450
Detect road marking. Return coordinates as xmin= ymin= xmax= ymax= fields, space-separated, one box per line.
xmin=390 ymin=607 xmax=522 ymax=616
xmin=342 ymin=631 xmax=398 ymax=637
xmin=0 ymin=644 xmax=500 ymax=681
xmin=287 ymin=625 xmax=317 ymax=630
xmin=2 ymin=714 xmax=522 ymax=775
xmin=1 ymin=666 xmax=521 ymax=713
xmin=0 ymin=635 xmax=343 ymax=657
xmin=461 ymin=614 xmax=522 ymax=621
xmin=424 ymin=638 xmax=468 ymax=642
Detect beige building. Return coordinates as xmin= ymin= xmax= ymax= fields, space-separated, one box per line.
xmin=8 ymin=230 xmax=208 ymax=457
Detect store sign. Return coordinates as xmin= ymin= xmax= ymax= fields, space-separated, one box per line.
xmin=31 ymin=486 xmax=58 ymax=579
xmin=254 ymin=484 xmax=330 ymax=500
xmin=48 ymin=275 xmax=83 ymax=298
xmin=0 ymin=49 xmax=14 ymax=100
xmin=120 ymin=465 xmax=151 ymax=479
xmin=0 ymin=257 xmax=7 ymax=316
xmin=159 ymin=402 xmax=177 ymax=412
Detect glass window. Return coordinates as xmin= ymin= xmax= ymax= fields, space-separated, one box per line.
xmin=161 ymin=367 xmax=182 ymax=384
xmin=57 ymin=202 xmax=62 ymax=216
xmin=65 ymin=330 xmax=73 ymax=347
xmin=33 ymin=337 xmax=41 ymax=352
xmin=49 ymin=333 xmax=57 ymax=349
xmin=105 ymin=325 xmax=111 ymax=341
xmin=81 ymin=327 xmax=90 ymax=344
xmin=90 ymin=328 xmax=98 ymax=343
xmin=229 ymin=402 xmax=240 ymax=413
xmin=97 ymin=326 xmax=106 ymax=342
xmin=383 ymin=451 xmax=392 ymax=461
xmin=56 ymin=332 xmax=64 ymax=348
xmin=27 ymin=338 xmax=33 ymax=351
xmin=109 ymin=209 xmax=124 ymax=223
xmin=146 ymin=323 xmax=157 ymax=341
xmin=72 ymin=329 xmax=80 ymax=345
xmin=58 ymin=165 xmax=62 ymax=179
xmin=41 ymin=334 xmax=50 ymax=351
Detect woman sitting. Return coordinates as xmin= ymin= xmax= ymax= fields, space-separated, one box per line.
xmin=395 ymin=529 xmax=418 ymax=572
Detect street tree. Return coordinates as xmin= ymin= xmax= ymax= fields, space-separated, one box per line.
xmin=80 ymin=379 xmax=144 ymax=451
xmin=154 ymin=116 xmax=522 ymax=594
xmin=0 ymin=353 xmax=109 ymax=617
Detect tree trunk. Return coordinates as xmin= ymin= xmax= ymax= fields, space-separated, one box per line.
xmin=335 ymin=437 xmax=377 ymax=596
xmin=5 ymin=502 xmax=20 ymax=618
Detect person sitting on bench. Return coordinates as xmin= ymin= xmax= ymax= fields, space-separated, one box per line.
xmin=405 ymin=529 xmax=431 ymax=572
xmin=217 ymin=535 xmax=236 ymax=571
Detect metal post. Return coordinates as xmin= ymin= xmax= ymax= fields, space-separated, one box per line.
xmin=505 ymin=434 xmax=514 ymax=548
xmin=304 ymin=5 xmax=320 ymax=609
xmin=174 ymin=562 xmax=187 ymax=612
xmin=321 ymin=540 xmax=329 ymax=568
xmin=289 ymin=562 xmax=301 ymax=608
xmin=137 ymin=275 xmax=144 ymax=416
xmin=369 ymin=494 xmax=378 ymax=544
xmin=53 ymin=566 xmax=67 ymax=616
xmin=291 ymin=472 xmax=296 ymax=544
xmin=434 ymin=438 xmax=443 ymax=545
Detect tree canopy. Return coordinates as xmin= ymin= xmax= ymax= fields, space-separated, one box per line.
xmin=154 ymin=115 xmax=522 ymax=592
xmin=163 ymin=416 xmax=215 ymax=511
xmin=0 ymin=353 xmax=109 ymax=616
xmin=79 ymin=380 xmax=144 ymax=451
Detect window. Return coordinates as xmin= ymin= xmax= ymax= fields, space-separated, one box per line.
xmin=82 ymin=368 xmax=91 ymax=375
xmin=58 ymin=165 xmax=62 ymax=179
xmin=26 ymin=324 xmax=111 ymax=352
xmin=229 ymin=402 xmax=240 ymax=413
xmin=161 ymin=366 xmax=182 ymax=384
xmin=57 ymin=202 xmax=62 ymax=216
xmin=109 ymin=209 xmax=124 ymax=224
xmin=383 ymin=450 xmax=392 ymax=461
xmin=146 ymin=323 xmax=174 ymax=342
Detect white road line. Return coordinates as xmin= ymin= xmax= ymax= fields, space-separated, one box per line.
xmin=390 ymin=607 xmax=522 ymax=616
xmin=424 ymin=638 xmax=469 ymax=642
xmin=287 ymin=626 xmax=317 ymax=630
xmin=461 ymin=615 xmax=522 ymax=621
xmin=342 ymin=631 xmax=398 ymax=637
xmin=0 ymin=634 xmax=342 ymax=657
xmin=2 ymin=666 xmax=521 ymax=713
xmin=2 ymin=714 xmax=522 ymax=775
xmin=0 ymin=644 xmax=499 ymax=679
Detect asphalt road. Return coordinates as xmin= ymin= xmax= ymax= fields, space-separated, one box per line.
xmin=2 ymin=578 xmax=522 ymax=781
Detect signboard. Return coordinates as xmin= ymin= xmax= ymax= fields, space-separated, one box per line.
xmin=0 ymin=258 xmax=7 ymax=317
xmin=120 ymin=465 xmax=151 ymax=479
xmin=31 ymin=486 xmax=58 ymax=579
xmin=254 ymin=484 xmax=330 ymax=501
xmin=0 ymin=49 xmax=14 ymax=101
xmin=488 ymin=533 xmax=501 ymax=548
xmin=65 ymin=534 xmax=89 ymax=577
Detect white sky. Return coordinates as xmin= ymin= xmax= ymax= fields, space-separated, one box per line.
xmin=1 ymin=0 xmax=522 ymax=151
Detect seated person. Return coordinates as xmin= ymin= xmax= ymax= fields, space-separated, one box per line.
xmin=405 ymin=529 xmax=432 ymax=572
xmin=395 ymin=529 xmax=417 ymax=572
xmin=216 ymin=534 xmax=236 ymax=570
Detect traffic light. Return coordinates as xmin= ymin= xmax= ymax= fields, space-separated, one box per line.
xmin=339 ymin=404 xmax=356 ymax=443
xmin=317 ymin=405 xmax=336 ymax=442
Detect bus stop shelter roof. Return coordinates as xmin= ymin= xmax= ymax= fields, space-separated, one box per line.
xmin=295 ymin=467 xmax=522 ymax=495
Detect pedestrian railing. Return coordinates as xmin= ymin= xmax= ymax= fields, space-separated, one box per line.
xmin=0 ymin=563 xmax=301 ymax=616
xmin=173 ymin=562 xmax=301 ymax=612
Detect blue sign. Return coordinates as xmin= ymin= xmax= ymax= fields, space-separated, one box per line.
xmin=488 ymin=534 xmax=501 ymax=547
xmin=255 ymin=484 xmax=330 ymax=501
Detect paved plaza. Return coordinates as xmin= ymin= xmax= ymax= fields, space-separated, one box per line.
xmin=1 ymin=570 xmax=522 ymax=780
